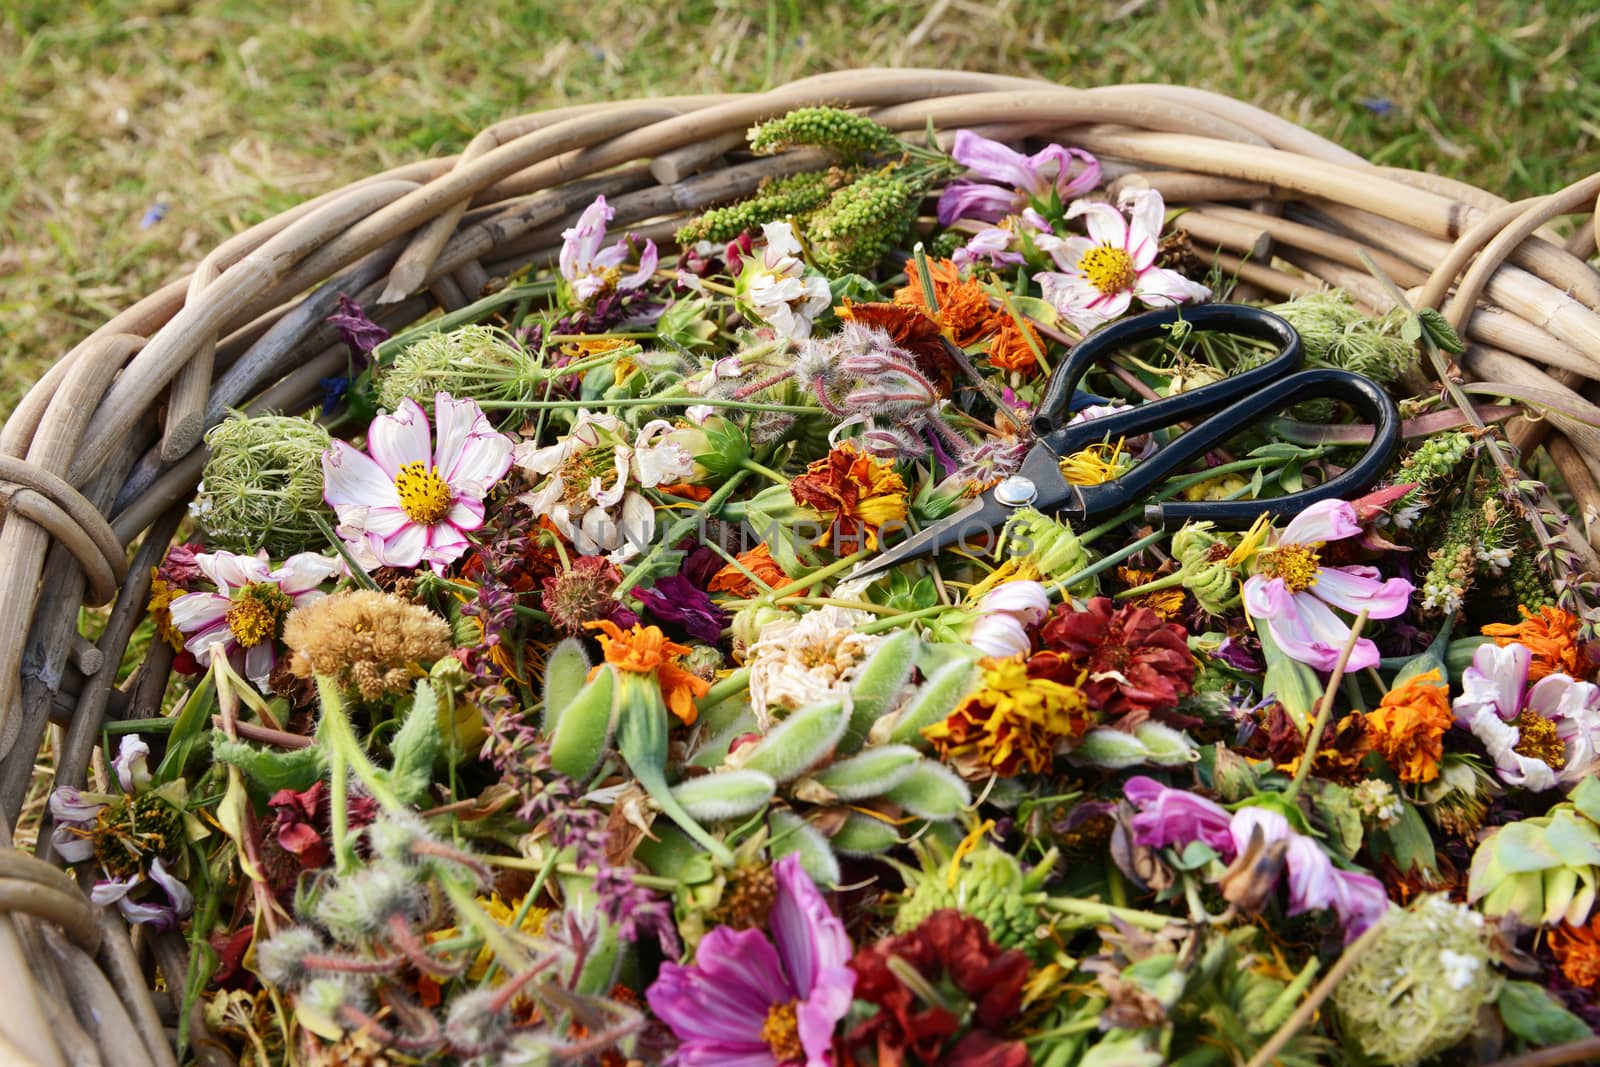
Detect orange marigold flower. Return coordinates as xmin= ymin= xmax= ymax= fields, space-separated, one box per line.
xmin=1551 ymin=914 xmax=1600 ymax=990
xmin=708 ymin=543 xmax=790 ymax=597
xmin=922 ymin=654 xmax=1094 ymax=777
xmin=894 ymin=257 xmax=997 ymax=348
xmin=1482 ymin=605 xmax=1589 ymax=681
xmin=585 ymin=619 xmax=710 ymax=724
xmin=658 ymin=481 xmax=713 ymax=502
xmin=1365 ymin=668 xmax=1453 ymax=783
xmin=986 ymin=316 xmax=1043 ymax=375
xmin=789 ymin=444 xmax=909 ymax=549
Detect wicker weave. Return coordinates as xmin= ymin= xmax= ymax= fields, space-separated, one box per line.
xmin=4 ymin=67 xmax=1600 ymax=1064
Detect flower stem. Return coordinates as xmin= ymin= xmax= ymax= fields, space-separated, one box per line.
xmin=739 ymin=457 xmax=790 ymax=484
xmin=615 ymin=469 xmax=750 ymax=596
xmin=858 ymin=603 xmax=952 ymax=635
xmin=1053 ymin=528 xmax=1167 ymax=592
xmin=762 ymin=548 xmax=870 ymax=601
xmin=696 ymin=667 xmax=751 ymax=712
xmin=478 ymin=396 xmax=819 ymax=414
xmin=1284 ymin=609 xmax=1369 ymax=803
xmin=1032 ymin=894 xmax=1179 ymax=931
xmin=311 ymin=513 xmax=381 ymax=592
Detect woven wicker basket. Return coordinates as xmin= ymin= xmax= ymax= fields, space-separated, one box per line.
xmin=5 ymin=68 xmax=1600 ymax=1065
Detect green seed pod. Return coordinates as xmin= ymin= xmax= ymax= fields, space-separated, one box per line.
xmin=887 ymin=660 xmax=979 ymax=749
xmin=547 ymin=665 xmax=617 ymax=779
xmin=676 ymin=171 xmax=841 ymax=245
xmin=882 ymin=761 xmax=971 ymax=820
xmin=807 ymin=168 xmax=924 ymax=275
xmin=842 ymin=629 xmax=919 ymax=752
xmin=541 ymin=637 xmax=593 ymax=734
xmin=193 ymin=412 xmax=332 ymax=556
xmin=728 ymin=700 xmax=848 ymax=784
xmin=829 ymin=811 xmax=902 ymax=856
xmin=803 ymin=745 xmax=924 ymax=801
xmin=747 ymin=106 xmax=899 ymax=161
xmin=769 ymin=809 xmax=841 ymax=886
xmin=670 ymin=769 xmax=778 ymax=822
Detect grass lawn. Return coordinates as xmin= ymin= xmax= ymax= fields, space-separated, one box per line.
xmin=2 ymin=0 xmax=1597 ymax=415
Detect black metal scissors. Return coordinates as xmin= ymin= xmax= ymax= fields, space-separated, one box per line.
xmin=849 ymin=303 xmax=1401 ymax=583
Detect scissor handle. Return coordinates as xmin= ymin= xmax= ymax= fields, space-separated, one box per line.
xmin=1054 ymin=365 xmax=1401 ymax=528
xmin=1034 ymin=303 xmax=1303 ymax=437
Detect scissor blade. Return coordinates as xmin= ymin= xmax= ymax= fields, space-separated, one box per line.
xmin=847 ymin=494 xmax=1012 ymax=584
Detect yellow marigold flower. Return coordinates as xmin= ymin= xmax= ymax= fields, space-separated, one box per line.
xmin=1366 ymin=668 xmax=1453 ymax=784
xmin=585 ymin=619 xmax=710 ymax=725
xmin=1482 ymin=605 xmax=1589 ymax=682
xmin=788 ymin=443 xmax=908 ymax=549
xmin=922 ymin=653 xmax=1093 ymax=776
xmin=146 ymin=570 xmax=186 ymax=651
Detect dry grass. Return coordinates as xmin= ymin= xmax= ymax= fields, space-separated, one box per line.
xmin=3 ymin=0 xmax=1598 ymax=414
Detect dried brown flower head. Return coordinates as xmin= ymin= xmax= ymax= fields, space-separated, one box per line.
xmin=283 ymin=590 xmax=452 ymax=701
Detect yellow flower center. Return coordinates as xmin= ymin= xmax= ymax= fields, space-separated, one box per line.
xmin=558 ymin=447 xmax=617 ymax=511
xmin=226 ymin=582 xmax=292 ymax=648
xmin=1079 ymin=244 xmax=1138 ymax=295
xmin=394 ymin=461 xmax=453 ymax=525
xmin=762 ymin=1000 xmax=803 ymax=1062
xmin=1260 ymin=544 xmax=1322 ymax=593
xmin=1512 ymin=709 xmax=1567 ymax=769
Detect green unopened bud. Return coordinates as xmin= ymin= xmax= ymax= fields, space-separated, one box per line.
xmin=998 ymin=507 xmax=1095 ymax=593
xmin=193 ymin=412 xmax=332 ymax=556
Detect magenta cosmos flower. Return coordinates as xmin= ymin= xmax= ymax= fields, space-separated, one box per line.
xmin=560 ymin=194 xmax=659 ymax=304
xmin=1124 ymin=777 xmax=1389 ymax=942
xmin=1034 ymin=189 xmax=1211 ymax=332
xmin=937 ymin=130 xmax=1100 ymax=225
xmin=1240 ymin=499 xmax=1412 ymax=673
xmin=168 ymin=549 xmax=339 ymax=685
xmin=647 ymin=853 xmax=855 ymax=1067
xmin=323 ymin=392 xmax=514 ymax=575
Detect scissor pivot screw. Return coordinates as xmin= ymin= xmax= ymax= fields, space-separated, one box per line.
xmin=994 ymin=476 xmax=1037 ymax=508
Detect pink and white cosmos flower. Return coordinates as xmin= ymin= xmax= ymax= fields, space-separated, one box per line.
xmin=1035 ymin=189 xmax=1211 ymax=332
xmin=168 ymin=549 xmax=340 ymax=686
xmin=559 ymin=195 xmax=659 ymax=304
xmin=322 ymin=392 xmax=514 ymax=575
xmin=1241 ymin=499 xmax=1413 ymax=673
xmin=969 ymin=579 xmax=1051 ymax=658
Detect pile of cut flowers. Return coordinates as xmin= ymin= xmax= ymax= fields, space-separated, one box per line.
xmin=61 ymin=109 xmax=1600 ymax=1066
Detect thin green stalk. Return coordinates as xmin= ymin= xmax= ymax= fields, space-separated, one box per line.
xmin=479 ymin=396 xmax=819 ymax=414
xmin=1053 ymin=528 xmax=1167 ymax=591
xmin=1032 ymin=894 xmax=1179 ymax=931
xmin=858 ymin=603 xmax=950 ymax=634
xmin=761 ymin=548 xmax=870 ymax=601
xmin=311 ymin=513 xmax=380 ymax=591
xmin=1285 ymin=609 xmax=1369 ymax=802
xmin=696 ymin=667 xmax=750 ymax=711
xmin=615 ymin=469 xmax=750 ymax=596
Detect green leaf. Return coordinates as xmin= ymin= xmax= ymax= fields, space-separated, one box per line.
xmin=1497 ymin=980 xmax=1592 ymax=1046
xmin=1370 ymin=798 xmax=1437 ymax=874
xmin=1400 ymin=313 xmax=1423 ymax=345
xmin=211 ymin=732 xmax=326 ymax=794
xmin=1417 ymin=307 xmax=1467 ymax=354
xmin=389 ymin=682 xmax=441 ymax=805
xmin=1171 ymin=840 xmax=1221 ymax=871
xmin=155 ymin=672 xmax=217 ymax=786
xmin=1569 ymin=776 xmax=1600 ymax=825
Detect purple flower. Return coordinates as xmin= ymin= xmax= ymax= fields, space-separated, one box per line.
xmin=1124 ymin=775 xmax=1236 ymax=858
xmin=1125 ymin=779 xmax=1390 ymax=942
xmin=560 ymin=195 xmax=659 ymax=305
xmin=937 ymin=131 xmax=1100 ymax=225
xmin=647 ymin=853 xmax=855 ymax=1067
xmin=91 ymin=857 xmax=194 ymax=932
xmin=327 ymin=293 xmax=389 ymax=359
xmin=1214 ymin=636 xmax=1264 ymax=673
xmin=637 ymin=574 xmax=727 ymax=644
xmin=1241 ymin=499 xmax=1413 ymax=673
